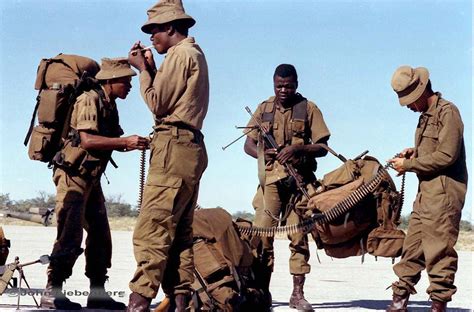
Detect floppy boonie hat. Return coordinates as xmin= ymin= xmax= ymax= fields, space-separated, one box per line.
xmin=95 ymin=58 xmax=136 ymax=80
xmin=391 ymin=66 xmax=430 ymax=106
xmin=141 ymin=0 xmax=195 ymax=34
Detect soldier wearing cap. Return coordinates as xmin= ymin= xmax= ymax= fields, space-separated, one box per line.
xmin=40 ymin=58 xmax=148 ymax=310
xmin=386 ymin=66 xmax=467 ymax=312
xmin=127 ymin=0 xmax=209 ymax=311
xmin=244 ymin=64 xmax=331 ymax=312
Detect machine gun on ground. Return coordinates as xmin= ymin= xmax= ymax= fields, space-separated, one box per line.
xmin=0 ymin=254 xmax=51 ymax=309
xmin=0 ymin=207 xmax=56 ymax=226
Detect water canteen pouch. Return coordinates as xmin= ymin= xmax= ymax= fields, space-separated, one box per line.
xmin=24 ymin=54 xmax=100 ymax=164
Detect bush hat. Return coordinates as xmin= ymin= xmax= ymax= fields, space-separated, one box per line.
xmin=391 ymin=66 xmax=430 ymax=106
xmin=96 ymin=58 xmax=136 ymax=80
xmin=141 ymin=0 xmax=195 ymax=34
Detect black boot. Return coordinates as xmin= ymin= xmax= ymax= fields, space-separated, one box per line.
xmin=431 ymin=300 xmax=447 ymax=312
xmin=174 ymin=293 xmax=191 ymax=312
xmin=126 ymin=292 xmax=151 ymax=312
xmin=40 ymin=275 xmax=81 ymax=310
xmin=386 ymin=293 xmax=409 ymax=312
xmin=87 ymin=277 xmax=126 ymax=310
xmin=289 ymin=275 xmax=313 ymax=311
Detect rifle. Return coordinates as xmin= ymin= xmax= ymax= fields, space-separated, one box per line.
xmin=245 ymin=106 xmax=311 ymax=200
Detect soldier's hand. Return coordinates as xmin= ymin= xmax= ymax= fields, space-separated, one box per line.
xmin=277 ymin=145 xmax=303 ymax=164
xmin=387 ymin=157 xmax=406 ymax=176
xmin=123 ymin=135 xmax=149 ymax=151
xmin=400 ymin=148 xmax=415 ymax=159
xmin=143 ymin=49 xmax=156 ymax=71
xmin=128 ymin=41 xmax=148 ymax=72
xmin=264 ymin=148 xmax=278 ymax=163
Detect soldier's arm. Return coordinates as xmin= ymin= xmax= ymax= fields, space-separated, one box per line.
xmin=139 ymin=52 xmax=187 ymax=116
xmin=244 ymin=136 xmax=258 ymax=159
xmin=276 ymin=136 xmax=329 ymax=164
xmin=403 ymin=106 xmax=464 ymax=174
xmin=79 ymin=131 xmax=148 ymax=152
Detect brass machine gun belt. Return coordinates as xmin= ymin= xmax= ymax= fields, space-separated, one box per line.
xmin=237 ymin=165 xmax=390 ymax=237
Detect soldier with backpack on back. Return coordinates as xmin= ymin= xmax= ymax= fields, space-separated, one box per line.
xmin=38 ymin=57 xmax=149 ymax=310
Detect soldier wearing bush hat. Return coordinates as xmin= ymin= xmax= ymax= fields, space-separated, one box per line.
xmin=40 ymin=57 xmax=148 ymax=310
xmin=387 ymin=66 xmax=467 ymax=312
xmin=127 ymin=1 xmax=209 ymax=311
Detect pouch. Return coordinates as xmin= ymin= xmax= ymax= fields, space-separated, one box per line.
xmin=37 ymin=88 xmax=69 ymax=126
xmin=367 ymin=227 xmax=405 ymax=258
xmin=28 ymin=125 xmax=56 ymax=162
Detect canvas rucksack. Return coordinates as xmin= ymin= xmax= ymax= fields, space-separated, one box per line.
xmin=24 ymin=54 xmax=100 ymax=165
xmin=305 ymin=156 xmax=404 ymax=260
xmin=191 ymin=208 xmax=268 ymax=312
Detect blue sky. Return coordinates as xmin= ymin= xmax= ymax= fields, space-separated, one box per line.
xmin=0 ymin=0 xmax=472 ymax=221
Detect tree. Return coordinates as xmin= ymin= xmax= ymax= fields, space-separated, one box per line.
xmin=105 ymin=195 xmax=137 ymax=217
xmin=232 ymin=210 xmax=255 ymax=221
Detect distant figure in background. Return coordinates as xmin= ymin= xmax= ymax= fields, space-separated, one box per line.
xmin=244 ymin=64 xmax=330 ymax=311
xmin=40 ymin=58 xmax=148 ymax=310
xmin=127 ymin=0 xmax=209 ymax=311
xmin=387 ymin=66 xmax=467 ymax=312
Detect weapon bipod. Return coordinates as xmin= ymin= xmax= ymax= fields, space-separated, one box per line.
xmin=1 ymin=255 xmax=50 ymax=309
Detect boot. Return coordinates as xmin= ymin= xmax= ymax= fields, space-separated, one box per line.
xmin=126 ymin=292 xmax=151 ymax=312
xmin=173 ymin=293 xmax=191 ymax=312
xmin=40 ymin=276 xmax=81 ymax=310
xmin=87 ymin=277 xmax=126 ymax=310
xmin=289 ymin=275 xmax=313 ymax=312
xmin=386 ymin=293 xmax=409 ymax=312
xmin=431 ymin=300 xmax=447 ymax=312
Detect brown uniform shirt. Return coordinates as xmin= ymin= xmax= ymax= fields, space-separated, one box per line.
xmin=403 ymin=93 xmax=467 ymax=203
xmin=71 ymin=87 xmax=123 ymax=136
xmin=139 ymin=37 xmax=209 ymax=130
xmin=247 ymin=96 xmax=331 ymax=184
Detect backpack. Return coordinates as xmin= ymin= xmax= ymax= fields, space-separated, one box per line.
xmin=24 ymin=54 xmax=100 ymax=165
xmin=305 ymin=156 xmax=404 ymax=260
xmin=191 ymin=208 xmax=267 ymax=312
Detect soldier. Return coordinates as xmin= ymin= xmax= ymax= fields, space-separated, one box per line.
xmin=126 ymin=0 xmax=209 ymax=311
xmin=40 ymin=58 xmax=148 ymax=310
xmin=244 ymin=64 xmax=330 ymax=311
xmin=387 ymin=66 xmax=468 ymax=312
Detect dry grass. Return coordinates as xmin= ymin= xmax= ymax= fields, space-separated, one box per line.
xmin=2 ymin=216 xmax=473 ymax=251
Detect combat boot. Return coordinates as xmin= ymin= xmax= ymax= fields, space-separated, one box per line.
xmin=40 ymin=276 xmax=81 ymax=310
xmin=126 ymin=292 xmax=151 ymax=312
xmin=289 ymin=274 xmax=313 ymax=311
xmin=87 ymin=277 xmax=126 ymax=310
xmin=386 ymin=293 xmax=409 ymax=312
xmin=167 ymin=293 xmax=191 ymax=312
xmin=431 ymin=300 xmax=447 ymax=312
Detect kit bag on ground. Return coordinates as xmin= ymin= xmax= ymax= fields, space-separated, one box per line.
xmin=192 ymin=208 xmax=267 ymax=312
xmin=305 ymin=156 xmax=404 ymax=259
xmin=24 ymin=54 xmax=100 ymax=164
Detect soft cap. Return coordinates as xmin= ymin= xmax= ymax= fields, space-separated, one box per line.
xmin=391 ymin=66 xmax=429 ymax=106
xmin=141 ymin=0 xmax=195 ymax=34
xmin=95 ymin=58 xmax=137 ymax=80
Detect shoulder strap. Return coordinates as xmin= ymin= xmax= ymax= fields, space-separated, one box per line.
xmin=292 ymin=96 xmax=308 ymax=121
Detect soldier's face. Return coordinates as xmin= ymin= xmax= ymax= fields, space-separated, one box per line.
xmin=111 ymin=77 xmax=132 ymax=100
xmin=407 ymin=97 xmax=428 ymax=113
xmin=150 ymin=25 xmax=171 ymax=54
xmin=274 ymin=75 xmax=297 ymax=106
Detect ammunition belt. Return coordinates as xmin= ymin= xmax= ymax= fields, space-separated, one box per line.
xmin=237 ymin=165 xmax=391 ymax=237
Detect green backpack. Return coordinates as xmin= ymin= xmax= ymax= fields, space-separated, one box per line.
xmin=24 ymin=54 xmax=100 ymax=165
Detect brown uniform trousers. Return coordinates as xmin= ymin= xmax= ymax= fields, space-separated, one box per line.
xmin=392 ymin=95 xmax=467 ymax=302
xmin=47 ymin=168 xmax=112 ymax=281
xmin=253 ymin=184 xmax=310 ymax=274
xmin=129 ymin=125 xmax=207 ymax=298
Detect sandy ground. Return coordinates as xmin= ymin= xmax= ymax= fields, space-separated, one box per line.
xmin=0 ymin=225 xmax=472 ymax=311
